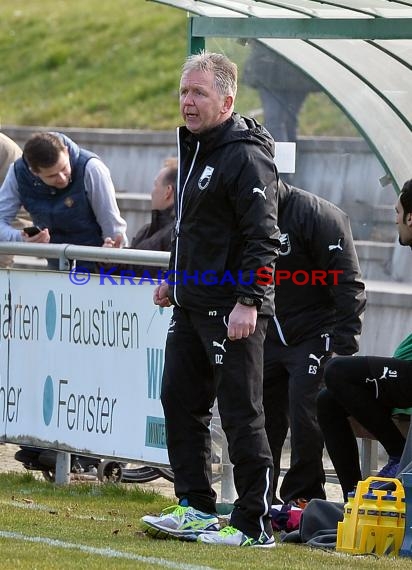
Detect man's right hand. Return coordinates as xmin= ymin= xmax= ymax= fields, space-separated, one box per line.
xmin=153 ymin=281 xmax=171 ymax=307
xmin=102 ymin=234 xmax=123 ymax=248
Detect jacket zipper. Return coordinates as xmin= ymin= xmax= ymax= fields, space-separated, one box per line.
xmin=173 ymin=131 xmax=200 ymax=306
xmin=321 ymin=333 xmax=330 ymax=352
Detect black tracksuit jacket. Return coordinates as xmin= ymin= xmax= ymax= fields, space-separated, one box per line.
xmin=272 ymin=182 xmax=366 ymax=355
xmin=168 ymin=113 xmax=280 ymax=315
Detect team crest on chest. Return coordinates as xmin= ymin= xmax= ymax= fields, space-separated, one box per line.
xmin=198 ymin=166 xmax=214 ymax=190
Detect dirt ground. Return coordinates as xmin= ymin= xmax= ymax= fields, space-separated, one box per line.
xmin=0 ymin=443 xmax=27 ymax=474
xmin=0 ymin=442 xmax=343 ymax=502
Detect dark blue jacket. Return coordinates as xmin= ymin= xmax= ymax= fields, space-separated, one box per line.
xmin=14 ymin=133 xmax=103 ymax=246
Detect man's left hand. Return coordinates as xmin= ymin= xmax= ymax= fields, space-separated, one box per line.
xmin=227 ymin=303 xmax=257 ymax=340
xmin=21 ymin=228 xmax=50 ymax=243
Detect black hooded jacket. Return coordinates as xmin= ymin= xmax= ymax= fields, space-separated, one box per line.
xmin=272 ymin=182 xmax=366 ymax=355
xmin=168 ymin=113 xmax=280 ymax=315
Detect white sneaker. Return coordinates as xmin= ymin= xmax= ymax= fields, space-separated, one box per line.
xmin=198 ymin=525 xmax=276 ymax=547
xmin=141 ymin=504 xmax=220 ymax=540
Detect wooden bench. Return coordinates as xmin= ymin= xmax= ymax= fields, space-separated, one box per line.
xmin=349 ymin=414 xmax=411 ymax=477
xmin=324 ymin=414 xmax=411 ymax=484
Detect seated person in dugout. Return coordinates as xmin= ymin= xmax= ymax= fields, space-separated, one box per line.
xmin=0 ymin=131 xmax=127 ymax=270
xmin=317 ymin=178 xmax=412 ymax=501
xmin=102 ymin=156 xmax=176 ymax=277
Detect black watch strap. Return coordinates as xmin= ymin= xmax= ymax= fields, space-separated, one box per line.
xmin=237 ymin=296 xmax=258 ymax=307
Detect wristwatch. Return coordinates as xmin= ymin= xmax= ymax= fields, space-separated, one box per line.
xmin=237 ymin=296 xmax=259 ymax=307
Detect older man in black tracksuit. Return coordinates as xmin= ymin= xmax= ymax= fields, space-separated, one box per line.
xmin=141 ymin=52 xmax=280 ymax=548
xmin=264 ymin=180 xmax=366 ymax=505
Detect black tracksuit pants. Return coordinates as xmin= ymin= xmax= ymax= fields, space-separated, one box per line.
xmin=263 ymin=320 xmax=330 ymax=503
xmin=317 ymin=356 xmax=412 ymax=500
xmin=161 ymin=307 xmax=274 ymax=539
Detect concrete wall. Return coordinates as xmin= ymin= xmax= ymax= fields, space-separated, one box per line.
xmin=3 ymin=126 xmax=395 ymax=206
xmin=293 ymin=137 xmax=397 ymax=243
xmin=359 ymin=281 xmax=412 ymax=357
xmin=3 ymin=126 xmax=177 ymax=195
xmin=5 ymin=125 xmax=399 ymax=239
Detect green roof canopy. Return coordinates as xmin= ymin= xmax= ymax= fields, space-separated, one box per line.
xmin=150 ymin=0 xmax=412 ymax=193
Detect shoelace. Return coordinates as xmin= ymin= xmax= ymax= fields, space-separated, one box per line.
xmin=218 ymin=526 xmax=239 ymax=536
xmin=161 ymin=505 xmax=188 ymax=516
xmin=217 ymin=525 xmax=270 ymax=546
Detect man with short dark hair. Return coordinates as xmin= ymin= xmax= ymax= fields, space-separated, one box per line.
xmin=0 ymin=131 xmax=127 ymax=268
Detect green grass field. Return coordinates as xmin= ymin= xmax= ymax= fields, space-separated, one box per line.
xmin=0 ymin=473 xmax=411 ymax=569
xmin=0 ymin=0 xmax=358 ymax=136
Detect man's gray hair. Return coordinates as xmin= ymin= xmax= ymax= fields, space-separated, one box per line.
xmin=182 ymin=51 xmax=238 ymax=99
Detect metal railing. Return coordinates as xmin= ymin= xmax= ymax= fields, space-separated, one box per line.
xmin=0 ymin=241 xmax=170 ymax=271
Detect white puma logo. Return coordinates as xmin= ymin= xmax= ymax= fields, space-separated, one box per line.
xmin=252 ymin=187 xmax=267 ymax=200
xmin=328 ymin=238 xmax=343 ymax=251
xmin=380 ymin=367 xmax=389 ymax=380
xmin=366 ymin=377 xmax=379 ymax=399
xmin=167 ymin=318 xmax=176 ymax=334
xmin=379 ymin=366 xmax=397 ymax=380
xmin=309 ymin=353 xmax=324 ymax=366
xmin=212 ymin=339 xmax=227 ymax=352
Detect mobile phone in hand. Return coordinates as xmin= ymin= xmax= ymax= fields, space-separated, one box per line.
xmin=23 ymin=225 xmax=42 ymax=237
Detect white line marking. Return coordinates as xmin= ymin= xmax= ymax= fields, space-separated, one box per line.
xmin=0 ymin=530 xmax=217 ymax=570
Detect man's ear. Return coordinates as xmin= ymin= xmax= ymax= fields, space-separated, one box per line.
xmin=165 ymin=184 xmax=174 ymax=202
xmin=221 ymin=95 xmax=233 ymax=115
xmin=407 ymin=212 xmax=412 ymax=227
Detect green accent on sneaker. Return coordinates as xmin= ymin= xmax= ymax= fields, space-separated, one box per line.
xmin=141 ymin=504 xmax=219 ymax=541
xmin=198 ymin=525 xmax=275 ymax=547
xmin=219 ymin=526 xmax=256 ymax=546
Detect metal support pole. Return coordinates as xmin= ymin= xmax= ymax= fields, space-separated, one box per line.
xmin=55 ymin=451 xmax=71 ymax=484
xmin=220 ymin=438 xmax=236 ymax=504
xmin=360 ymin=439 xmax=378 ymax=478
xmin=59 ymin=250 xmax=70 ymax=271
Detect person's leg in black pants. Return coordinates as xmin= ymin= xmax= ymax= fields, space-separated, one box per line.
xmin=324 ymin=357 xmax=412 ymax=456
xmin=317 ymin=387 xmax=362 ymax=500
xmin=161 ymin=307 xmax=218 ymax=514
xmin=162 ymin=308 xmax=274 ymax=539
xmin=318 ymin=356 xmax=412 ymax=500
xmin=206 ymin=314 xmax=273 ymax=539
xmin=279 ymin=338 xmax=328 ymax=503
xmin=264 ymin=334 xmax=328 ymax=504
xmin=263 ymin=355 xmax=289 ymax=504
